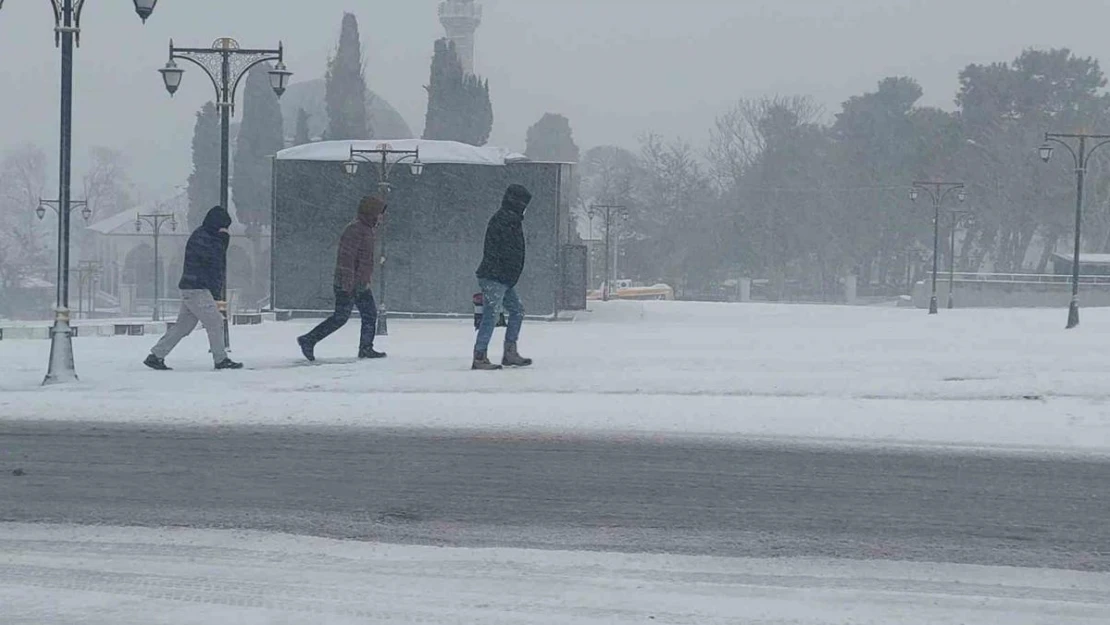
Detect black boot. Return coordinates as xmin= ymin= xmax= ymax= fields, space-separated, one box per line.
xmin=215 ymin=357 xmax=243 ymax=370
xmin=297 ymin=335 xmax=315 ymax=362
xmin=359 ymin=347 xmax=387 ymax=359
xmin=502 ymin=342 xmax=533 ymax=368
xmin=144 ymin=354 xmax=171 ymax=371
xmin=472 ymin=350 xmax=503 ymax=371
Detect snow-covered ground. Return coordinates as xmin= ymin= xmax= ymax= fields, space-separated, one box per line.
xmin=2 ymin=301 xmax=1110 ymax=454
xmin=2 ymin=524 xmax=1107 ymax=625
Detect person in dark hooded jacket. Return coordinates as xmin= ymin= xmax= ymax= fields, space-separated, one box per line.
xmin=297 ymin=195 xmax=386 ymax=361
xmin=473 ymin=184 xmax=533 ymax=370
xmin=145 ymin=206 xmax=242 ymax=370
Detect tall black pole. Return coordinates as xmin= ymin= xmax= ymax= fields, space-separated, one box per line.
xmin=44 ymin=0 xmax=78 ymax=385
xmin=929 ymin=199 xmax=940 ymax=315
xmin=377 ymin=151 xmax=389 ymax=336
xmin=603 ymin=209 xmax=612 ymax=302
xmin=219 ymin=50 xmax=232 ymax=346
xmin=1068 ymin=136 xmax=1086 ymax=329
xmin=947 ymin=214 xmax=958 ymax=310
xmin=153 ymin=227 xmax=161 ymax=321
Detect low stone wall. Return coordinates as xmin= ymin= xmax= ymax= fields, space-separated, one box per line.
xmin=0 ymin=313 xmax=275 ymax=341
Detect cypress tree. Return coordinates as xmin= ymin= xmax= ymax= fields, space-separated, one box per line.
xmin=187 ymin=102 xmax=221 ymax=230
xmin=423 ymin=38 xmax=493 ymax=145
xmin=232 ymin=63 xmax=285 ymax=233
xmin=325 ymin=13 xmax=371 ymax=140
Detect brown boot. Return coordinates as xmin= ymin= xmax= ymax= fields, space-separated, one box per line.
xmin=502 ymin=342 xmax=533 ymax=368
xmin=472 ymin=350 xmax=503 ymax=371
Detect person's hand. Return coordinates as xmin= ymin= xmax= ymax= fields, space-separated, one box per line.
xmin=216 ymin=300 xmax=228 ymax=313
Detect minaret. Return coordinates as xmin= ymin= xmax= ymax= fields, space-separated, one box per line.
xmin=438 ymin=0 xmax=482 ymax=74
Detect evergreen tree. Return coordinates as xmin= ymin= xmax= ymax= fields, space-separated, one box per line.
xmin=423 ymin=38 xmax=493 ymax=145
xmin=233 ymin=63 xmax=285 ymax=233
xmin=324 ymin=13 xmax=371 ymax=141
xmin=525 ymin=113 xmax=580 ymax=162
xmin=294 ymin=107 xmax=312 ymax=146
xmin=187 ymin=102 xmax=221 ymax=230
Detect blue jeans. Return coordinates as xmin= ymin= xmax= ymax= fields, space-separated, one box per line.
xmin=475 ymin=279 xmax=524 ymax=353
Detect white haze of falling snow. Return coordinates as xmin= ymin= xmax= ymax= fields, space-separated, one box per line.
xmin=6 ymin=0 xmax=1110 ymax=198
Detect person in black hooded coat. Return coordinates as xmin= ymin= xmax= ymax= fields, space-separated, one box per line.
xmin=472 ymin=184 xmax=534 ymax=370
xmin=144 ymin=206 xmax=242 ymax=370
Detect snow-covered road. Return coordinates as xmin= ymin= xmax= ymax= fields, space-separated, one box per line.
xmin=3 ymin=524 xmax=1108 ymax=625
xmin=2 ymin=301 xmax=1110 ymax=453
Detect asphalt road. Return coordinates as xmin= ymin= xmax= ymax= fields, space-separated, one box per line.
xmin=1 ymin=421 xmax=1107 ymax=571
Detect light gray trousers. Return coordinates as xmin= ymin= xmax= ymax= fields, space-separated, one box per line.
xmin=151 ymin=289 xmax=227 ymax=363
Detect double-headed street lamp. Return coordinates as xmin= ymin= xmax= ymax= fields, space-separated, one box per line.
xmin=158 ymin=37 xmax=292 ymax=345
xmin=1038 ymin=132 xmax=1110 ymax=329
xmin=135 ymin=212 xmax=177 ymax=322
xmin=946 ymin=210 xmax=973 ymax=310
xmin=587 ymin=204 xmax=628 ymax=302
xmin=910 ymin=181 xmax=966 ymax=315
xmin=342 ymin=144 xmax=425 ymax=336
xmin=37 ymin=197 xmax=90 ymax=222
xmin=0 ymin=0 xmax=160 ymax=385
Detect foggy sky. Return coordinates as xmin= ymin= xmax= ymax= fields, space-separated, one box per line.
xmin=1 ymin=0 xmax=1108 ymax=203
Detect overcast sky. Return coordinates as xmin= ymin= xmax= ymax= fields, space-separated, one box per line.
xmin=1 ymin=0 xmax=1108 ymax=201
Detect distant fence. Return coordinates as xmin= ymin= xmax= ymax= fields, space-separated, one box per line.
xmin=912 ymin=273 xmax=1110 ymax=309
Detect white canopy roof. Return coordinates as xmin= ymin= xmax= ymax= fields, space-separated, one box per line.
xmin=275 ymin=139 xmax=527 ymax=167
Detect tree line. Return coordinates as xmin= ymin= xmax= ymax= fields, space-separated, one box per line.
xmin=557 ymin=48 xmax=1110 ymax=301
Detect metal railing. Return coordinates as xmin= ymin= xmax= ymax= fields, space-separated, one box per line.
xmin=945 ymin=272 xmax=1110 ymax=286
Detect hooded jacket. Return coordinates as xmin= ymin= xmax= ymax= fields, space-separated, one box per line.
xmin=178 ymin=206 xmax=232 ymax=300
xmin=334 ymin=196 xmax=384 ymax=294
xmin=476 ymin=184 xmax=532 ymax=288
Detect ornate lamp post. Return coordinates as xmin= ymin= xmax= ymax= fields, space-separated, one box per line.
xmin=342 ymin=143 xmax=425 ymax=336
xmin=0 ymin=0 xmax=159 ymax=384
xmin=134 ymin=212 xmax=177 ymax=321
xmin=37 ymin=198 xmax=90 ymax=222
xmin=910 ymin=182 xmax=966 ymax=315
xmin=1039 ymin=132 xmax=1110 ymax=329
xmin=158 ymin=37 xmax=291 ymax=345
xmin=587 ymin=204 xmax=628 ymax=302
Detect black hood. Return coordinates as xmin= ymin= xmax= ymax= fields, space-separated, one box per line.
xmin=202 ymin=206 xmax=232 ymax=232
xmin=501 ymin=184 xmax=532 ymax=216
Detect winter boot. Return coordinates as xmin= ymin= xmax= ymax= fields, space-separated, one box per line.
xmin=215 ymin=357 xmax=244 ymax=370
xmin=502 ymin=342 xmax=533 ymax=368
xmin=144 ymin=354 xmax=171 ymax=371
xmin=297 ymin=335 xmax=316 ymax=362
xmin=359 ymin=347 xmax=387 ymax=359
xmin=472 ymin=350 xmax=503 ymax=371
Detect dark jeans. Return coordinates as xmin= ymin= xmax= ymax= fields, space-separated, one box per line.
xmin=303 ymin=287 xmax=378 ymax=350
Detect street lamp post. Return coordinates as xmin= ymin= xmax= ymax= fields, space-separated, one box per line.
xmin=342 ymin=143 xmax=425 ymax=336
xmin=947 ymin=209 xmax=973 ymax=309
xmin=910 ymin=182 xmax=966 ymax=315
xmin=587 ymin=204 xmax=628 ymax=302
xmin=135 ymin=212 xmax=177 ymax=321
xmin=37 ymin=197 xmax=91 ymax=223
xmin=0 ymin=0 xmax=159 ymax=384
xmin=1039 ymin=132 xmax=1110 ymax=329
xmin=158 ymin=37 xmax=292 ymax=345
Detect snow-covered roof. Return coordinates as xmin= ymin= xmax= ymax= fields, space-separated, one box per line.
xmin=276 ymin=139 xmax=527 ymax=167
xmin=87 ymin=191 xmax=258 ymax=237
